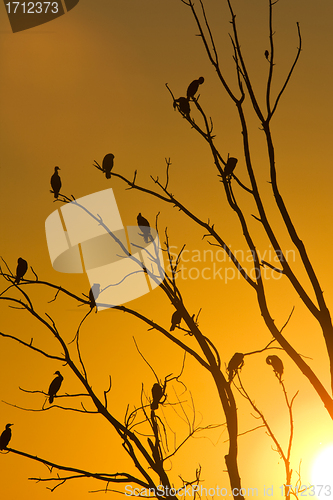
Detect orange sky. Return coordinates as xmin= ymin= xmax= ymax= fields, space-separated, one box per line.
xmin=1 ymin=1 xmax=333 ymax=498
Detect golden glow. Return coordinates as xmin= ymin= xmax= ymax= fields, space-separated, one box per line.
xmin=311 ymin=445 xmax=333 ymax=498
xmin=1 ymin=1 xmax=333 ymax=499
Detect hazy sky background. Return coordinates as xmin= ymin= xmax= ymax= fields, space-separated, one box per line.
xmin=1 ymin=1 xmax=333 ymax=498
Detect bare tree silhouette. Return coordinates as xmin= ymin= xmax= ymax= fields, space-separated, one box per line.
xmin=0 ymin=1 xmax=332 ymax=499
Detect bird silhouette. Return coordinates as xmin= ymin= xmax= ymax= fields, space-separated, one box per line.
xmin=227 ymin=352 xmax=244 ymax=382
xmin=50 ymin=166 xmax=61 ymax=199
xmin=137 ymin=213 xmax=152 ymax=244
xmin=266 ymin=355 xmax=284 ymax=380
xmin=151 ymin=383 xmax=163 ymax=410
xmin=173 ymin=97 xmax=190 ymax=118
xmin=48 ymin=371 xmax=63 ymax=404
xmin=15 ymin=258 xmax=28 ymax=284
xmin=265 ymin=50 xmax=269 ymax=60
xmin=89 ymin=283 xmax=100 ymax=310
xmin=102 ymin=153 xmax=115 ymax=179
xmin=0 ymin=424 xmax=13 ymax=450
xmin=186 ymin=76 xmax=205 ymax=99
xmin=170 ymin=310 xmax=182 ymax=331
xmin=224 ymin=157 xmax=238 ymax=179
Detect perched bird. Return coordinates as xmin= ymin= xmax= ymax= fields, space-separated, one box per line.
xmin=173 ymin=97 xmax=190 ymax=118
xmin=186 ymin=76 xmax=205 ymax=99
xmin=102 ymin=153 xmax=115 ymax=179
xmin=227 ymin=352 xmax=244 ymax=382
xmin=48 ymin=371 xmax=63 ymax=404
xmin=265 ymin=50 xmax=269 ymax=60
xmin=137 ymin=213 xmax=152 ymax=244
xmin=170 ymin=310 xmax=182 ymax=331
xmin=0 ymin=424 xmax=13 ymax=450
xmin=151 ymin=383 xmax=163 ymax=411
xmin=89 ymin=283 xmax=100 ymax=310
xmin=50 ymin=166 xmax=62 ymax=199
xmin=266 ymin=355 xmax=284 ymax=380
xmin=15 ymin=258 xmax=28 ymax=284
xmin=224 ymin=157 xmax=238 ymax=179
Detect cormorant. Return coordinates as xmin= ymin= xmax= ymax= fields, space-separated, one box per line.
xmin=50 ymin=166 xmax=61 ymax=199
xmin=224 ymin=157 xmax=238 ymax=179
xmin=89 ymin=283 xmax=100 ymax=310
xmin=0 ymin=424 xmax=13 ymax=450
xmin=151 ymin=383 xmax=163 ymax=411
xmin=227 ymin=352 xmax=244 ymax=382
xmin=266 ymin=355 xmax=284 ymax=380
xmin=186 ymin=76 xmax=205 ymax=99
xmin=15 ymin=257 xmax=28 ymax=284
xmin=102 ymin=153 xmax=115 ymax=179
xmin=170 ymin=310 xmax=182 ymax=331
xmin=137 ymin=213 xmax=151 ymax=244
xmin=173 ymin=97 xmax=190 ymax=118
xmin=48 ymin=371 xmax=63 ymax=404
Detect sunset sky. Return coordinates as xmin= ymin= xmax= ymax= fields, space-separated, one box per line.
xmin=1 ymin=0 xmax=333 ymax=498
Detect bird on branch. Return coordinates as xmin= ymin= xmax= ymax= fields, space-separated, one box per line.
xmin=186 ymin=76 xmax=204 ymax=99
xmin=137 ymin=213 xmax=152 ymax=244
xmin=224 ymin=157 xmax=238 ymax=180
xmin=48 ymin=371 xmax=63 ymax=404
xmin=227 ymin=352 xmax=244 ymax=382
xmin=170 ymin=310 xmax=182 ymax=331
xmin=173 ymin=97 xmax=190 ymax=118
xmin=266 ymin=355 xmax=284 ymax=380
xmin=151 ymin=383 xmax=164 ymax=411
xmin=50 ymin=166 xmax=62 ymax=199
xmin=102 ymin=153 xmax=115 ymax=179
xmin=89 ymin=283 xmax=100 ymax=310
xmin=0 ymin=424 xmax=13 ymax=450
xmin=15 ymin=257 xmax=28 ymax=284
xmin=265 ymin=50 xmax=269 ymax=60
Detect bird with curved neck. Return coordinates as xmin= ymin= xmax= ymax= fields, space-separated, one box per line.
xmin=186 ymin=76 xmax=205 ymax=100
xmin=173 ymin=97 xmax=190 ymax=118
xmin=266 ymin=355 xmax=284 ymax=380
xmin=48 ymin=371 xmax=63 ymax=404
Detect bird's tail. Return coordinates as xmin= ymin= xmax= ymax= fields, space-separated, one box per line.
xmin=49 ymin=395 xmax=54 ymax=404
xmin=14 ymin=277 xmax=19 ymax=284
xmin=151 ymin=401 xmax=158 ymax=411
xmin=105 ymin=172 xmax=111 ymax=179
xmin=170 ymin=325 xmax=175 ymax=331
